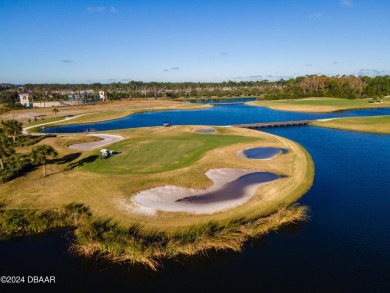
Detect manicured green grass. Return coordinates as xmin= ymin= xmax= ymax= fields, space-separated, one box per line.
xmin=82 ymin=133 xmax=258 ymax=174
xmin=312 ymin=115 xmax=390 ymax=134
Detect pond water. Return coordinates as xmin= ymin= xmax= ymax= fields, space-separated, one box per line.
xmin=238 ymin=147 xmax=286 ymax=159
xmin=194 ymin=129 xmax=216 ymax=134
xmin=41 ymin=104 xmax=390 ymax=133
xmin=2 ymin=104 xmax=390 ymax=292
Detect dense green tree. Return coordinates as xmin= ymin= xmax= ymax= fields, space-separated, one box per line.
xmin=30 ymin=145 xmax=58 ymax=176
xmin=1 ymin=120 xmax=23 ymax=143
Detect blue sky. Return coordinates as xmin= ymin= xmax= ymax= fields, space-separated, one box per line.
xmin=0 ymin=0 xmax=389 ymax=83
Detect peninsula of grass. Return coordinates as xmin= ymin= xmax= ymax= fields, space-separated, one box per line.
xmin=247 ymin=97 xmax=390 ymax=113
xmin=312 ymin=115 xmax=390 ymax=134
xmin=0 ymin=126 xmax=314 ymax=269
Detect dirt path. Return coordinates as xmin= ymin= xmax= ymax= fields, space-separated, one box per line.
xmin=22 ymin=114 xmax=87 ymax=134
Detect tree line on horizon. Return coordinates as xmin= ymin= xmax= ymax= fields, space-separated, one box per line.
xmin=1 ymin=75 xmax=389 ymax=103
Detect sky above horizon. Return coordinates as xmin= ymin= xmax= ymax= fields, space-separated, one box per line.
xmin=0 ymin=0 xmax=389 ymax=84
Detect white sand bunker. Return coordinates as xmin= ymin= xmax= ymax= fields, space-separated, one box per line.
xmin=69 ymin=134 xmax=124 ymax=150
xmin=129 ymin=168 xmax=279 ymax=215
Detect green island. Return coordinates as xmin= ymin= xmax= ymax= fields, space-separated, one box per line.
xmin=247 ymin=97 xmax=390 ymax=113
xmin=0 ymin=125 xmax=313 ymax=270
xmin=311 ymin=115 xmax=390 ymax=135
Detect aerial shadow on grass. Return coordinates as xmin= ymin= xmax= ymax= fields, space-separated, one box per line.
xmin=65 ymin=155 xmax=99 ymax=170
xmin=51 ymin=152 xmax=81 ymax=165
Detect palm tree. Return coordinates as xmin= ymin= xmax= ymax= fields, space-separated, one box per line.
xmin=1 ymin=120 xmax=23 ymax=143
xmin=31 ymin=145 xmax=58 ymax=176
xmin=0 ymin=135 xmax=14 ymax=170
xmin=52 ymin=107 xmax=59 ymax=116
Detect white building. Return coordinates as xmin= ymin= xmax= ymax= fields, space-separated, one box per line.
xmin=18 ymin=93 xmax=30 ymax=106
xmin=99 ymin=91 xmax=106 ymax=101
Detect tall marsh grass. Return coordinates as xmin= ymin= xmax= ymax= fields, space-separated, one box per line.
xmin=0 ymin=202 xmax=308 ymax=271
xmin=70 ymin=204 xmax=309 ymax=270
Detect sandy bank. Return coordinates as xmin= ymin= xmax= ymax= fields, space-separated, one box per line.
xmin=124 ymin=168 xmax=279 ymax=215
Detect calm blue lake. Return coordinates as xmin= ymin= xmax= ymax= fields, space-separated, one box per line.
xmin=41 ymin=104 xmax=390 ymax=133
xmin=2 ymin=104 xmax=390 ymax=292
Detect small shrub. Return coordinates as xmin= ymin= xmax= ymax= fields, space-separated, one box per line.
xmin=0 ymin=153 xmax=34 ymax=183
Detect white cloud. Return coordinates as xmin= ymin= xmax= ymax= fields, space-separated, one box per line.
xmin=87 ymin=6 xmax=106 ymax=13
xmin=87 ymin=6 xmax=118 ymax=13
xmin=340 ymin=0 xmax=352 ymax=7
xmin=309 ymin=12 xmax=324 ymax=19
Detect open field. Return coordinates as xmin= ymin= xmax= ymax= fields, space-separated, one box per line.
xmin=0 ymin=126 xmax=313 ymax=230
xmin=0 ymin=99 xmax=211 ymax=126
xmin=247 ymin=97 xmax=390 ymax=113
xmin=312 ymin=115 xmax=390 ymax=134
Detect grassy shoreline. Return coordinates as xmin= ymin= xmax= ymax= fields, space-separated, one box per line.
xmin=311 ymin=115 xmax=390 ymax=134
xmin=0 ymin=202 xmax=308 ymax=270
xmin=247 ymin=97 xmax=390 ymax=113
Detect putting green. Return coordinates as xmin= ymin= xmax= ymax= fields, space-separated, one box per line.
xmin=81 ymin=133 xmax=258 ymax=174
